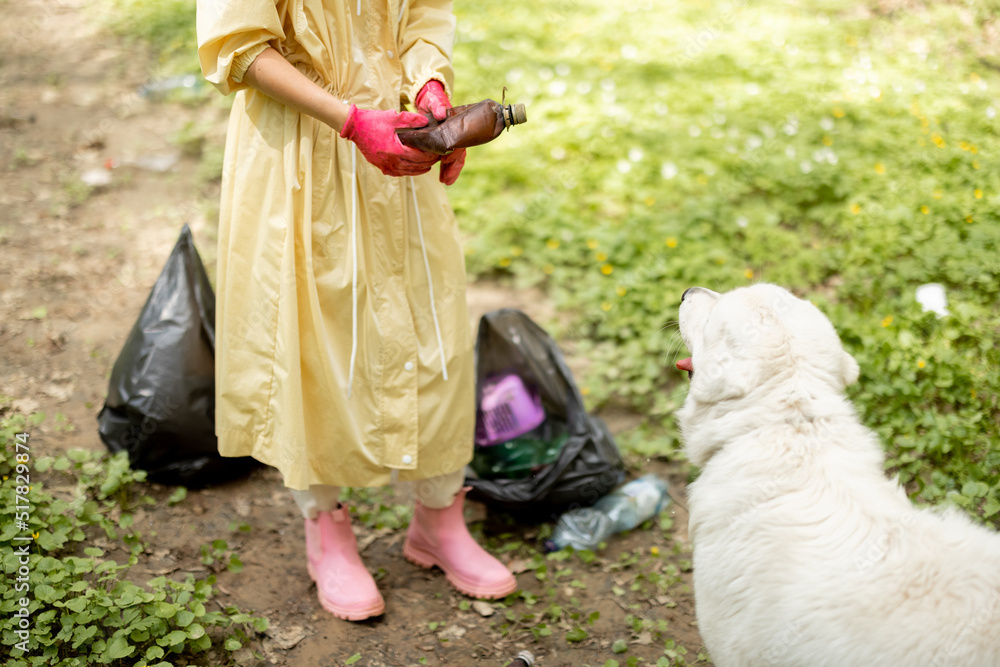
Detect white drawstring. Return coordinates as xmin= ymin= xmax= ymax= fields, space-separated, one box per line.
xmin=357 ymin=0 xmax=361 ymax=16
xmin=397 ymin=0 xmax=407 ymax=24
xmin=347 ymin=145 xmax=360 ymax=398
xmin=409 ymin=176 xmax=449 ymax=382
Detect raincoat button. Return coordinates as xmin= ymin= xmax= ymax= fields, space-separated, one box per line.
xmin=402 ymin=454 xmax=412 ymax=464
xmin=404 ymin=361 xmax=414 ymax=371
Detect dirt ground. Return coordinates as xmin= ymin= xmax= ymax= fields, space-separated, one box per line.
xmin=0 ymin=1 xmax=705 ymax=665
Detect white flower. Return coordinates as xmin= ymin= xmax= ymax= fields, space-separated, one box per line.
xmin=736 ymin=216 xmax=749 ymax=228
xmin=621 ymin=44 xmax=638 ymax=60
xmin=555 ymin=63 xmax=571 ymax=77
xmin=661 ymin=162 xmax=679 ymax=179
xmin=745 ymin=83 xmax=761 ymax=96
xmin=800 ymin=160 xmax=813 ymax=174
xmin=820 ymin=117 xmax=834 ymax=131
xmin=551 ymin=147 xmax=566 ymax=160
xmin=628 ymin=148 xmax=644 ymax=162
xmin=689 ymin=125 xmax=702 ymax=137
xmin=617 ymin=159 xmax=632 ymax=174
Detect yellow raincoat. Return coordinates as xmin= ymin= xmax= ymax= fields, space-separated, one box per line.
xmin=196 ymin=0 xmax=474 ymax=490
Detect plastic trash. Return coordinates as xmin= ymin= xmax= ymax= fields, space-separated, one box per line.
xmin=915 ymin=282 xmax=949 ymax=317
xmin=105 ymin=152 xmax=180 ymax=173
xmin=545 ymin=474 xmax=670 ymax=552
xmin=80 ymin=168 xmax=112 ymax=187
xmin=476 ymin=373 xmax=546 ymax=446
xmin=139 ymin=74 xmax=204 ymax=100
xmin=465 ymin=309 xmax=625 ymax=519
xmin=97 ymin=225 xmax=259 ymax=486
xmin=470 ymin=418 xmax=568 ymax=480
xmin=507 ymin=650 xmax=535 ymax=667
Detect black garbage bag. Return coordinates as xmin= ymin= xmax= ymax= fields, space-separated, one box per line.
xmin=466 ymin=309 xmax=626 ymax=520
xmin=97 ymin=225 xmax=258 ymax=487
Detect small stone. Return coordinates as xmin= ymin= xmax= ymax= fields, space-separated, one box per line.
xmin=471 ymin=600 xmax=495 ymax=617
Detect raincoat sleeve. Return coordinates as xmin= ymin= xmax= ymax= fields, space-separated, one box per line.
xmin=399 ymin=0 xmax=456 ymax=106
xmin=196 ymin=0 xmax=286 ymax=96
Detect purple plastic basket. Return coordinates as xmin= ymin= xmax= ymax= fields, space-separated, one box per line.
xmin=475 ymin=374 xmax=546 ymax=446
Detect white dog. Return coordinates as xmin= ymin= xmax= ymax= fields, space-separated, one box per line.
xmin=675 ymin=283 xmax=1000 ymax=667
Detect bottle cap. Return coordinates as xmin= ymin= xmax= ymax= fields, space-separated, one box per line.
xmin=512 ymin=103 xmax=527 ymax=125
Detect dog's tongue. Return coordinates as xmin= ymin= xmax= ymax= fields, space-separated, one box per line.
xmin=676 ymin=357 xmax=693 ymax=372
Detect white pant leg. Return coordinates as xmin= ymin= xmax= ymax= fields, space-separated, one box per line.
xmin=290 ymin=484 xmax=341 ymax=520
xmin=413 ymin=468 xmax=466 ymax=509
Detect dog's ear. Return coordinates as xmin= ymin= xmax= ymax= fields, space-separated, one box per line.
xmin=841 ymin=350 xmax=859 ymax=386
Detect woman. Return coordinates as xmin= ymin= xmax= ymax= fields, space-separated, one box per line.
xmin=196 ymin=0 xmax=516 ymax=621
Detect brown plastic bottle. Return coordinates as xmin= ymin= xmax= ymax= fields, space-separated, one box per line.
xmin=397 ymin=98 xmax=527 ymax=155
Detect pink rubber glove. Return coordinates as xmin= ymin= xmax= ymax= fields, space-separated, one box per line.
xmin=340 ymin=105 xmax=439 ymax=177
xmin=415 ymin=80 xmax=467 ymax=186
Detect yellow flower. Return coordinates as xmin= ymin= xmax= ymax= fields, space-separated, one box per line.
xmin=543 ymin=263 xmax=555 ymax=275
xmin=973 ymin=159 xmax=981 ymax=170
xmin=697 ymin=174 xmax=709 ymax=185
xmin=850 ymin=203 xmax=862 ymax=215
xmin=601 ymin=301 xmax=613 ymax=312
xmin=601 ymin=264 xmax=614 ymax=275
xmin=715 ymin=256 xmax=727 ymax=265
xmin=644 ymin=196 xmax=656 ymax=207
xmin=650 ymin=546 xmax=660 ymax=556
xmin=845 ymin=35 xmax=857 ymax=47
xmin=510 ymin=245 xmax=523 ymax=257
xmin=546 ymin=238 xmax=560 ymax=250
xmin=931 ymin=133 xmax=946 ymax=148
xmin=498 ymin=257 xmax=511 ymax=267
xmin=833 ymin=106 xmax=845 ymax=118
xmin=587 ymin=239 xmax=599 ymax=250
xmin=665 ymin=237 xmax=678 ymax=248
xmin=966 ymin=215 xmax=974 ymax=224
xmin=881 ymin=315 xmax=893 ymax=328
xmin=971 ymin=389 xmax=977 ymax=399
xmin=596 ymin=251 xmax=608 ymax=262
xmin=616 ymin=285 xmax=627 ymax=296
xmin=32 ymin=532 xmax=39 ymax=539
xmin=874 ymin=162 xmax=886 ymax=175
xmin=932 ymin=189 xmax=943 ymax=200
xmin=920 ymin=205 xmax=929 ymax=215
xmin=744 ymin=268 xmax=754 ymax=280
xmin=581 ymin=386 xmax=591 ymax=396
xmin=974 ymin=188 xmax=983 ymax=200
xmin=917 ymin=360 xmax=926 ymax=369
xmin=971 ymin=72 xmax=981 ymax=83
xmin=823 ymin=135 xmax=833 ymax=146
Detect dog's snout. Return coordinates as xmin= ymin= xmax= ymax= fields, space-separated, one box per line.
xmin=682 ymin=287 xmax=695 ymax=303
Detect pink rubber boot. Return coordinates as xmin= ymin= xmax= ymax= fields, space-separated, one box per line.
xmin=403 ymin=487 xmax=518 ymax=599
xmin=304 ymin=507 xmax=385 ymax=621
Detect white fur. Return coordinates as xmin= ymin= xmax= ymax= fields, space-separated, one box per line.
xmin=676 ymin=284 xmax=1000 ymax=667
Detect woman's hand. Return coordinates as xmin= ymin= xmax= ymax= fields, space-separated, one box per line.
xmin=339 ymin=106 xmax=440 ymax=177
xmin=415 ymin=81 xmax=466 ymax=186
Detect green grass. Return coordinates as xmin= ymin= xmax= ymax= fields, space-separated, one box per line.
xmin=448 ymin=0 xmax=1000 ymax=521
xmin=96 ymin=0 xmax=999 ymax=523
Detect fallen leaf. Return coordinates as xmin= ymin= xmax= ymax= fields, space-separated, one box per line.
xmin=437 ymin=625 xmax=466 ymax=641
xmin=507 ymin=558 xmax=533 ymax=574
